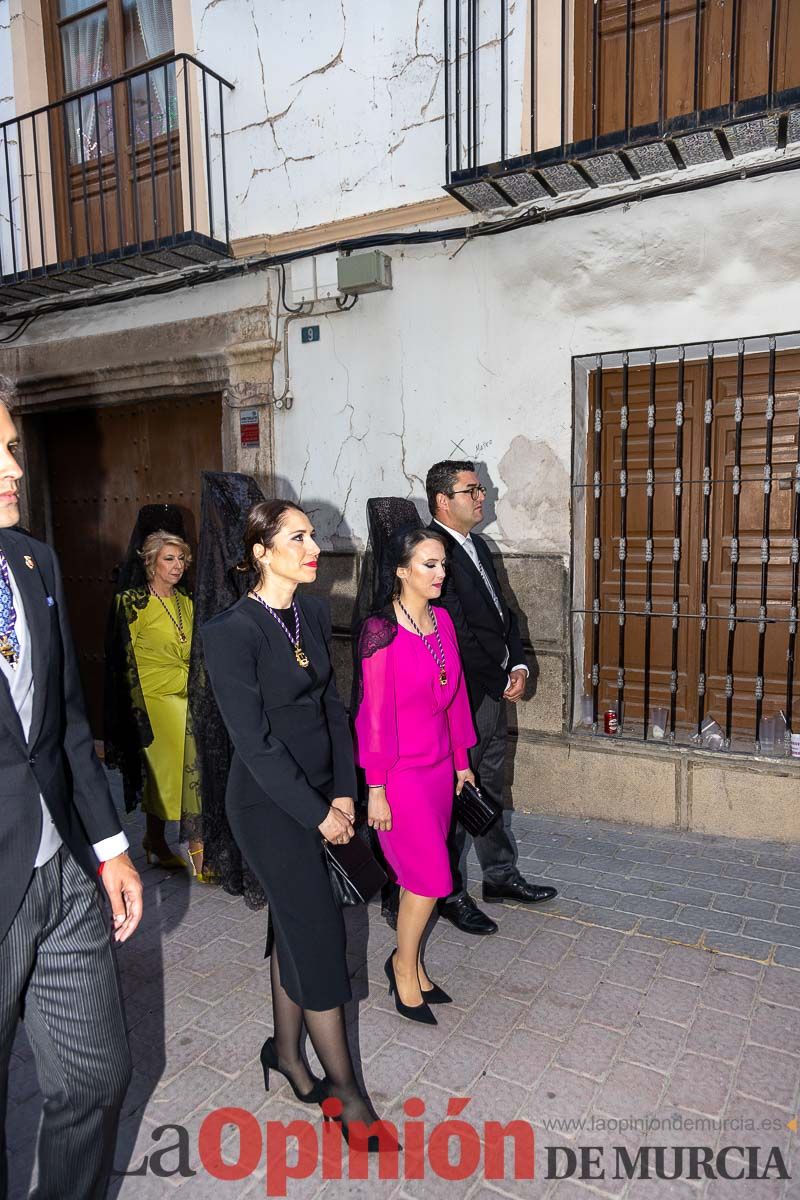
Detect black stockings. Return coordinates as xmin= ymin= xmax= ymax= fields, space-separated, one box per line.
xmin=269 ymin=944 xmax=316 ymax=1097
xmin=269 ymin=945 xmax=375 ymax=1126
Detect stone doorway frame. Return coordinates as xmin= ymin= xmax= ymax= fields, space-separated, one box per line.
xmin=0 ymin=304 xmax=278 ymax=539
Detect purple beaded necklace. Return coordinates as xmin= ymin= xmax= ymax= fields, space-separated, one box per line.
xmin=249 ymin=592 xmax=310 ymax=668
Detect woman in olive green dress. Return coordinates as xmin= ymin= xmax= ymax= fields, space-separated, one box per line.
xmin=132 ymin=531 xmax=202 ymax=868
xmin=107 ymin=528 xmax=203 ymax=873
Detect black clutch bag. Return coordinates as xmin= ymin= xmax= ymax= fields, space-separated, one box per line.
xmin=323 ymin=829 xmax=387 ymax=907
xmin=454 ymin=778 xmax=502 ymax=838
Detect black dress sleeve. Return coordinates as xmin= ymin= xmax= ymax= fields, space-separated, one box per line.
xmin=315 ymin=599 xmax=357 ymax=799
xmin=201 ymin=610 xmax=331 ymax=830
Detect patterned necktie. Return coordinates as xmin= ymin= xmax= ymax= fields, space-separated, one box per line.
xmin=0 ymin=550 xmax=20 ymax=669
xmin=465 ymin=537 xmax=503 ymax=617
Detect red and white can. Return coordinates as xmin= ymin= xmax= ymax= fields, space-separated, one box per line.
xmin=604 ymin=709 xmax=618 ymax=736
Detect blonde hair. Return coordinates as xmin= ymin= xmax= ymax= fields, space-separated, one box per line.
xmin=139 ymin=531 xmax=192 ymax=580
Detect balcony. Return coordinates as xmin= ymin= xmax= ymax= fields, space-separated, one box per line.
xmin=0 ymin=54 xmax=233 ymax=307
xmin=444 ymin=0 xmax=800 ymax=212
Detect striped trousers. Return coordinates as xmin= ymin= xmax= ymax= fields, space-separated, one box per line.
xmin=0 ymin=846 xmax=131 ymax=1200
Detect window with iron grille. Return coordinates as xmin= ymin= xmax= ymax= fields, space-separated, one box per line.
xmin=571 ymin=334 xmax=800 ymax=753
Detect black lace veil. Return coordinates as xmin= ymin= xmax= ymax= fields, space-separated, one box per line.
xmin=114 ymin=503 xmax=188 ymax=592
xmin=188 ymin=471 xmax=268 ymax=908
xmin=103 ymin=504 xmax=189 ymax=811
xmin=350 ymin=497 xmax=423 ymax=714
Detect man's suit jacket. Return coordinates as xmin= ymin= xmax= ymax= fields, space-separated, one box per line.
xmin=430 ymin=521 xmax=527 ymax=709
xmin=0 ymin=529 xmax=122 ymax=946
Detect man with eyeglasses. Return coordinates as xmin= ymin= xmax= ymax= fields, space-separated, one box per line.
xmin=423 ymin=460 xmax=557 ymax=935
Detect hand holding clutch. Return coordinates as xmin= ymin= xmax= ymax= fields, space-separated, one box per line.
xmin=319 ymin=806 xmax=354 ymax=845
xmin=455 ymin=767 xmax=476 ymax=795
xmin=454 ymin=777 xmax=502 ymax=838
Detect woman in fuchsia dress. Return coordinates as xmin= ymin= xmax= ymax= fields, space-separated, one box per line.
xmin=354 ymin=501 xmax=475 ymax=1026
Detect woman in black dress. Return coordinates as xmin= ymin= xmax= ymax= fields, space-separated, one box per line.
xmin=201 ymin=499 xmax=386 ymax=1144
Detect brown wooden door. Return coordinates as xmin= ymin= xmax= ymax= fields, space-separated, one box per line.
xmin=704 ymin=353 xmax=800 ymax=733
xmin=573 ymin=0 xmax=800 ymax=143
xmin=42 ymin=393 xmax=222 ymax=732
xmin=585 ymin=350 xmax=800 ymax=739
xmin=44 ymin=0 xmax=181 ymax=262
xmin=51 ymin=85 xmax=183 ymax=262
xmin=588 ymin=361 xmax=703 ymax=730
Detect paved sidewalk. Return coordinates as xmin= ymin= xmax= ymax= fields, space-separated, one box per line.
xmin=7 ymin=794 xmax=800 ymax=1199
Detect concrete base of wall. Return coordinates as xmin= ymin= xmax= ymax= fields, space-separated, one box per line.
xmin=510 ymin=733 xmax=800 ymax=843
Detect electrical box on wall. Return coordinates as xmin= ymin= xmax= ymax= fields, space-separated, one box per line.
xmin=336 ymin=250 xmax=392 ymax=295
xmin=290 ymin=253 xmax=340 ymax=303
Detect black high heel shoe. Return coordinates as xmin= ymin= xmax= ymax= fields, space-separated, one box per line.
xmin=260 ymin=1037 xmax=327 ymax=1103
xmin=323 ymin=1104 xmax=402 ymax=1154
xmin=421 ymin=980 xmax=453 ymax=1004
xmin=384 ymin=952 xmax=437 ymax=1025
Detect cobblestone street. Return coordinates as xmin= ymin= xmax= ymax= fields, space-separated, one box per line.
xmin=8 ymin=784 xmax=800 ymax=1199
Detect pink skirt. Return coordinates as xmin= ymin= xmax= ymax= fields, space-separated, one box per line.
xmin=377 ymin=755 xmax=454 ymax=898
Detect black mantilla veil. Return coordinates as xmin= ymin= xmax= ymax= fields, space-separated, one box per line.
xmin=188 ymin=471 xmax=268 ymax=908
xmin=350 ymin=497 xmax=424 ymax=716
xmin=104 ymin=504 xmax=190 ymax=812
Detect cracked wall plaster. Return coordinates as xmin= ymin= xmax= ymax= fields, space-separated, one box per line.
xmin=193 ymin=0 xmax=447 ymax=238
xmin=495 ymin=436 xmax=569 ymax=553
xmin=0 ymin=3 xmax=14 ymax=125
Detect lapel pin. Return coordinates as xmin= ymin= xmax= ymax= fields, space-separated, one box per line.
xmin=24 ymin=556 xmax=35 ymax=570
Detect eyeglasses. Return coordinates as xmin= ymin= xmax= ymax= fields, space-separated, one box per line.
xmin=450 ymin=485 xmax=487 ymax=499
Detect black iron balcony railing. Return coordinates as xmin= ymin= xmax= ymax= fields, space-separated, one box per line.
xmin=0 ymin=53 xmax=233 ymax=304
xmin=445 ymin=0 xmax=800 ymax=212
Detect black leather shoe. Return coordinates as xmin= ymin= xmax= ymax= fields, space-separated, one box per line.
xmin=438 ymin=894 xmax=498 ymax=935
xmin=482 ymin=879 xmax=558 ymax=905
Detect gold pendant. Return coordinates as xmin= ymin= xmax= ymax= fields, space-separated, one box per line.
xmin=440 ymin=670 xmax=448 ymax=687
xmin=295 ymin=646 xmax=310 ymax=668
xmin=0 ymin=638 xmax=18 ymax=667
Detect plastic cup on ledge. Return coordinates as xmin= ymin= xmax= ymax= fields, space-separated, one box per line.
xmin=581 ymin=693 xmax=594 ymax=727
xmin=759 ymin=715 xmax=776 ymax=752
xmin=700 ymin=715 xmax=725 ymax=752
xmin=650 ymin=706 xmax=669 ymax=741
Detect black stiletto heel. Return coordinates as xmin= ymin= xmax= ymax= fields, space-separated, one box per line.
xmin=323 ymin=1111 xmax=401 ymax=1154
xmin=260 ymin=1037 xmax=327 ymax=1103
xmin=384 ymin=953 xmax=437 ymax=1025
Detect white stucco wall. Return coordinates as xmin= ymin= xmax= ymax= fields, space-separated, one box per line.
xmin=0 ymin=0 xmax=16 ymax=269
xmin=194 ymin=0 xmax=448 ymax=237
xmin=10 ymin=167 xmax=800 ymax=554
xmin=273 ymin=167 xmax=800 ymax=552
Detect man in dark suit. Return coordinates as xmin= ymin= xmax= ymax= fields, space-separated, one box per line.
xmin=0 ymin=380 xmax=142 ymax=1198
xmin=427 ymin=460 xmax=557 ymax=935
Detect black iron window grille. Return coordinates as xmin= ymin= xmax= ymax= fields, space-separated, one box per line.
xmin=444 ymin=0 xmax=800 ymax=211
xmin=0 ymin=53 xmax=232 ymax=297
xmin=571 ymin=332 xmax=800 ymax=756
